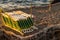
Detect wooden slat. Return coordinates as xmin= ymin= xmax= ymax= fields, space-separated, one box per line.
xmin=4 ymin=24 xmax=24 ymax=36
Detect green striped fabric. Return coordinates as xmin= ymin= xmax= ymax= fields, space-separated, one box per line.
xmin=17 ymin=17 xmax=33 ymax=29
xmin=2 ymin=15 xmax=33 ymax=30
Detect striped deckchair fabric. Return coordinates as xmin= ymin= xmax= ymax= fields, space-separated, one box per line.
xmin=1 ymin=11 xmax=34 ymax=35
